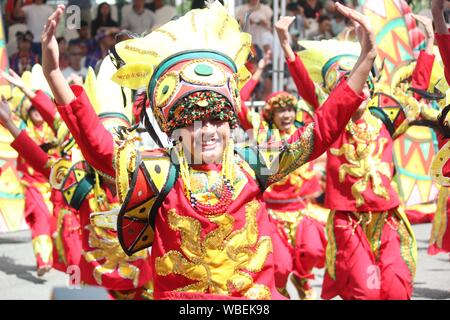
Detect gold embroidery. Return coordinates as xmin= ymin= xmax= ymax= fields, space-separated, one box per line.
xmin=155 ymin=201 xmax=272 ymax=298
xmin=325 ymin=211 xmax=337 ymax=280
xmin=330 ymin=115 xmax=391 ymax=207
xmin=395 ymin=209 xmax=417 ymax=278
xmin=267 ymin=123 xmax=314 ymax=185
xmin=429 ymin=186 xmax=449 ymax=249
xmin=32 ymin=235 xmax=53 ymax=265
xmin=269 ymin=209 xmax=304 ymax=245
xmin=83 ymin=225 xmax=148 ymax=288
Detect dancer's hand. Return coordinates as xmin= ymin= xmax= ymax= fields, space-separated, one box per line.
xmin=0 ymin=95 xmax=20 ymax=137
xmin=0 ymin=69 xmax=37 ymax=99
xmin=335 ymin=3 xmax=376 ymax=94
xmin=0 ymin=69 xmax=25 ymax=89
xmin=275 ymin=16 xmax=297 ymax=61
xmin=0 ymin=96 xmax=12 ymax=127
xmin=41 ymin=5 xmax=75 ymax=105
xmin=336 ymin=2 xmax=376 ymax=59
xmin=413 ymin=14 xmax=435 ymax=53
xmin=42 ymin=4 xmax=64 ymax=75
xmin=274 ymin=16 xmax=295 ymax=44
xmin=432 ymin=0 xmax=449 ymax=35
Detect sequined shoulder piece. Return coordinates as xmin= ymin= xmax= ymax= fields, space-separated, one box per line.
xmin=117 ymin=146 xmax=178 ymax=256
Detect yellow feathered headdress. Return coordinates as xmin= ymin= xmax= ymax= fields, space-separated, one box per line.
xmin=297 ymin=39 xmax=362 ymax=92
xmin=83 ymin=56 xmax=133 ymax=132
xmin=110 ymin=1 xmax=252 ymax=134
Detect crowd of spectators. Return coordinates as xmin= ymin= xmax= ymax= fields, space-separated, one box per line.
xmin=1 ymin=0 xmax=412 ymax=99
xmin=3 ymin=0 xmax=177 ymax=80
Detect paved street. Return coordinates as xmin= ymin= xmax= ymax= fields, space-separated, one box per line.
xmin=0 ymin=223 xmax=449 ymax=300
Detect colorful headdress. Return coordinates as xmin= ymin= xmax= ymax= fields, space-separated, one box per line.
xmin=10 ymin=65 xmax=53 ymax=121
xmin=263 ymin=91 xmax=298 ymax=122
xmin=110 ymin=1 xmax=252 ymax=135
xmin=297 ymin=40 xmax=369 ymax=93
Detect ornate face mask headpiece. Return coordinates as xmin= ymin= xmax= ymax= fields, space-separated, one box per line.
xmin=322 ymin=54 xmax=374 ymax=94
xmin=110 ymin=1 xmax=252 ymax=137
xmin=146 ymin=51 xmax=241 ymax=134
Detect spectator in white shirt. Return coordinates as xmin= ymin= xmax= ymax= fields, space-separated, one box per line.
xmin=62 ymin=43 xmax=88 ymax=80
xmin=153 ymin=0 xmax=177 ymax=29
xmin=121 ymin=0 xmax=156 ymax=35
xmin=14 ymin=0 xmax=54 ymax=59
xmin=235 ymin=0 xmax=273 ymax=53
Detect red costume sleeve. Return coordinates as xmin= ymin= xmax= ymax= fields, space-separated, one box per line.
xmin=435 ymin=31 xmax=450 ymax=85
xmin=240 ymin=78 xmax=259 ymax=102
xmin=411 ymin=50 xmax=435 ymax=100
xmin=288 ymin=79 xmax=365 ymax=161
xmin=237 ymin=79 xmax=259 ymax=131
xmin=286 ymin=55 xmax=320 ymax=110
xmin=30 ymin=90 xmax=57 ymax=133
xmin=10 ymin=130 xmax=51 ymax=178
xmin=56 ymin=85 xmax=115 ymax=178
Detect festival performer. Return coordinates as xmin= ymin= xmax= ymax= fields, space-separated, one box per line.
xmin=424 ymin=0 xmax=450 ymax=256
xmin=391 ymin=14 xmax=440 ymax=225
xmin=1 ymin=65 xmax=153 ymax=299
xmin=236 ymin=27 xmax=327 ymax=300
xmin=4 ymin=70 xmax=56 ymax=276
xmin=0 ymin=69 xmax=82 ymax=271
xmin=42 ymin=2 xmax=374 ymax=300
xmin=272 ymin=12 xmax=436 ymax=299
xmin=0 ymin=93 xmax=81 ymax=272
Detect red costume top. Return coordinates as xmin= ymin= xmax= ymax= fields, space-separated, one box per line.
xmin=10 ymin=130 xmax=80 ymax=271
xmin=54 ymin=86 xmax=152 ymax=291
xmin=62 ymin=79 xmax=365 ymax=299
xmin=237 ymin=61 xmax=322 ymax=213
xmin=12 ymin=89 xmax=152 ymax=291
xmin=287 ymin=52 xmax=435 ymax=212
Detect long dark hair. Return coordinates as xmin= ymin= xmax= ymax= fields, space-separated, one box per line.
xmin=95 ymin=2 xmax=113 ymax=23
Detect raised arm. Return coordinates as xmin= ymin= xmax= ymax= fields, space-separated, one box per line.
xmin=410 ymin=14 xmax=436 ymax=100
xmin=432 ymin=0 xmax=450 ymax=84
xmin=42 ymin=5 xmax=76 ymax=106
xmin=42 ymin=5 xmax=115 ymax=178
xmin=58 ymin=85 xmax=115 ymax=178
xmin=238 ymin=51 xmax=271 ymax=130
xmin=275 ymin=16 xmax=320 ymax=110
xmin=265 ymin=3 xmax=375 ymax=186
xmin=240 ymin=50 xmax=271 ymax=102
xmin=1 ymin=69 xmax=59 ymax=133
xmin=0 ymin=96 xmax=51 ymax=178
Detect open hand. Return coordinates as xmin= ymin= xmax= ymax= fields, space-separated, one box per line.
xmin=412 ymin=14 xmax=434 ymax=39
xmin=336 ymin=2 xmax=376 ymax=59
xmin=42 ymin=5 xmax=65 ymax=75
xmin=0 ymin=69 xmax=25 ymax=89
xmin=0 ymin=96 xmax=12 ymax=127
xmin=275 ymin=16 xmax=296 ymax=42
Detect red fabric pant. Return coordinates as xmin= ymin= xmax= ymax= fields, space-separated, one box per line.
xmin=293 ymin=216 xmax=327 ymax=279
xmin=23 ymin=185 xmax=53 ymax=268
xmin=24 ymin=186 xmax=52 ymax=239
xmin=321 ymin=211 xmax=414 ymax=300
xmin=271 ymin=215 xmax=326 ymax=288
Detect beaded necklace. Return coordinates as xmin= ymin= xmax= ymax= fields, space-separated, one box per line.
xmin=176 ymin=140 xmax=235 ymax=215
